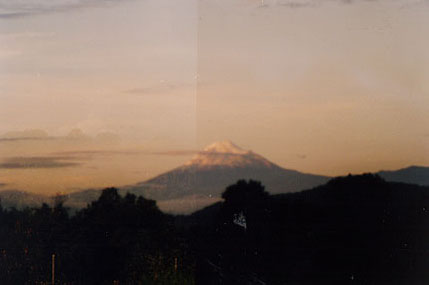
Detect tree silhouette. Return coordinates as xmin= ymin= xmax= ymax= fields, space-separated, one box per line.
xmin=221 ymin=179 xmax=269 ymax=231
xmin=0 ymin=176 xmax=427 ymax=284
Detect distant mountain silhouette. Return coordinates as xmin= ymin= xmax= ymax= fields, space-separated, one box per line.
xmin=0 ymin=142 xmax=427 ymax=215
xmin=122 ymin=141 xmax=329 ymax=213
xmin=377 ymin=165 xmax=429 ymax=186
xmin=0 ymin=190 xmax=49 ymax=209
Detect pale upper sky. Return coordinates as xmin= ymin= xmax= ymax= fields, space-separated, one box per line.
xmin=0 ymin=0 xmax=428 ymax=194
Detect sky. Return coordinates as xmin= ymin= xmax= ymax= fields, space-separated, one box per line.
xmin=0 ymin=0 xmax=428 ymax=194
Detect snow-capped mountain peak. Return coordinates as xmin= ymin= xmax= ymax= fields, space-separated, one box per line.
xmin=123 ymin=140 xmax=331 ymax=213
xmin=184 ymin=141 xmax=274 ymax=168
xmin=203 ymin=140 xmax=249 ymax=155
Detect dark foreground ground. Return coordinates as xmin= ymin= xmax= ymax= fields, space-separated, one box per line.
xmin=0 ymin=174 xmax=428 ymax=284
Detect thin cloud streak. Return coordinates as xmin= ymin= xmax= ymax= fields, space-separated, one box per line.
xmin=52 ymin=150 xmax=143 ymax=157
xmin=0 ymin=12 xmax=29 ymax=19
xmin=0 ymin=137 xmax=57 ymax=142
xmin=0 ymin=129 xmax=120 ymax=144
xmin=259 ymin=0 xmax=423 ymax=9
xmin=0 ymin=156 xmax=82 ymax=169
xmin=53 ymin=149 xmax=198 ymax=158
xmin=276 ymin=0 xmax=316 ymax=8
xmin=152 ymin=150 xmax=198 ymax=156
xmin=0 ymin=0 xmax=126 ymax=19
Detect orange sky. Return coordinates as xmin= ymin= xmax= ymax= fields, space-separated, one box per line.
xmin=0 ymin=0 xmax=428 ymax=194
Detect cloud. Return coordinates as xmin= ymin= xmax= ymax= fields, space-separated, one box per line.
xmin=0 ymin=0 xmax=124 ymax=19
xmin=259 ymin=0 xmax=425 ymax=9
xmin=276 ymin=0 xmax=316 ymax=8
xmin=52 ymin=150 xmax=141 ymax=158
xmin=0 ymin=12 xmax=28 ymax=19
xmin=0 ymin=129 xmax=56 ymax=142
xmin=0 ymin=156 xmax=81 ymax=169
xmin=53 ymin=149 xmax=197 ymax=158
xmin=0 ymin=128 xmax=120 ymax=144
xmin=0 ymin=183 xmax=7 ymax=188
xmin=152 ymin=150 xmax=198 ymax=156
xmin=1 ymin=129 xmax=48 ymax=139
xmin=0 ymin=137 xmax=56 ymax=142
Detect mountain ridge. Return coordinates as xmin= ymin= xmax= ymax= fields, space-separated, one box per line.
xmin=0 ymin=140 xmax=427 ymax=214
xmin=377 ymin=165 xmax=429 ymax=186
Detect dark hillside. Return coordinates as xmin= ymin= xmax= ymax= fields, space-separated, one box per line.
xmin=0 ymin=175 xmax=427 ymax=284
xmin=189 ymin=175 xmax=429 ymax=284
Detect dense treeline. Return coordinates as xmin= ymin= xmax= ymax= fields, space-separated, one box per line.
xmin=186 ymin=175 xmax=429 ymax=284
xmin=0 ymin=188 xmax=194 ymax=284
xmin=0 ymin=174 xmax=428 ymax=284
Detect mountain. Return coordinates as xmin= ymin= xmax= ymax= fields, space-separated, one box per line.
xmin=63 ymin=189 xmax=102 ymax=210
xmin=0 ymin=188 xmax=103 ymax=213
xmin=0 ymin=190 xmax=49 ymax=209
xmin=1 ymin=141 xmax=426 ymax=215
xmin=122 ymin=140 xmax=330 ymax=213
xmin=377 ymin=165 xmax=429 ymax=186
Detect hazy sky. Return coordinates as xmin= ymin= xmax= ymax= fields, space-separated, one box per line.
xmin=196 ymin=0 xmax=429 ymax=174
xmin=0 ymin=0 xmax=428 ymax=194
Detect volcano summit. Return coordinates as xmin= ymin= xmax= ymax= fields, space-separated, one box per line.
xmin=121 ymin=141 xmax=330 ymax=213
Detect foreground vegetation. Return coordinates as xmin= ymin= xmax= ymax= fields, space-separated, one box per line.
xmin=0 ymin=174 xmax=428 ymax=284
xmin=0 ymin=188 xmax=195 ymax=284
